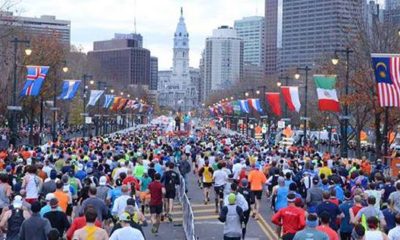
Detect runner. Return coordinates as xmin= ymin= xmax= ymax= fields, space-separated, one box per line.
xmin=213 ymin=162 xmax=229 ymax=213
xmin=161 ymin=162 xmax=180 ymax=222
xmin=248 ymin=164 xmax=267 ymax=219
xmin=147 ymin=173 xmax=165 ymax=235
xmin=198 ymin=160 xmax=214 ymax=204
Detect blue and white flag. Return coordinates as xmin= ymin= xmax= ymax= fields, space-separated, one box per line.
xmin=20 ymin=66 xmax=49 ymax=97
xmin=58 ymin=80 xmax=81 ymax=100
xmin=87 ymin=90 xmax=104 ymax=107
xmin=103 ymin=94 xmax=115 ymax=108
xmin=239 ymin=100 xmax=250 ymax=113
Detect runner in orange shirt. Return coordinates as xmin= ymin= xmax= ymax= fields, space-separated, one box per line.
xmin=248 ymin=165 xmax=267 ymax=219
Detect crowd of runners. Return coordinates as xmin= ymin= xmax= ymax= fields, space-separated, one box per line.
xmin=0 ymin=120 xmax=399 ymax=240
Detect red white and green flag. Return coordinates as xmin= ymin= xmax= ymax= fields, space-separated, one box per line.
xmin=314 ymin=75 xmax=340 ymax=112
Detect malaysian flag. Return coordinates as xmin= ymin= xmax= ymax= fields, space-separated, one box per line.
xmin=372 ymin=54 xmax=400 ymax=107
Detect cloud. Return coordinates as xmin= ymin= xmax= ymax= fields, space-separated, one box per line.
xmin=18 ymin=0 xmax=264 ymax=69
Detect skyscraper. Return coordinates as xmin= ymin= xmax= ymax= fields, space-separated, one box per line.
xmin=157 ymin=8 xmax=199 ymax=112
xmin=385 ymin=0 xmax=400 ymax=24
xmin=279 ymin=0 xmax=363 ymax=73
xmin=87 ymin=35 xmax=151 ymax=89
xmin=203 ymin=26 xmax=243 ymax=99
xmin=264 ymin=0 xmax=282 ymax=75
xmin=234 ymin=16 xmax=265 ymax=66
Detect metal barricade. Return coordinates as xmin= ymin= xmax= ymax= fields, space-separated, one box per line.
xmin=178 ymin=175 xmax=197 ymax=240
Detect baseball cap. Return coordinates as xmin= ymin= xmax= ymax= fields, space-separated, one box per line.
xmin=45 ymin=193 xmax=55 ymax=201
xmin=241 ymin=178 xmax=248 ymax=187
xmin=119 ymin=212 xmax=131 ymax=222
xmin=99 ymin=176 xmax=107 ymax=186
xmin=13 ymin=195 xmax=23 ymax=208
xmin=228 ymin=193 xmax=236 ymax=205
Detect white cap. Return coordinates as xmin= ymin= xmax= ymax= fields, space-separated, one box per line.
xmin=45 ymin=193 xmax=55 ymax=201
xmin=99 ymin=176 xmax=107 ymax=186
xmin=77 ymin=163 xmax=84 ymax=171
xmin=13 ymin=195 xmax=23 ymax=208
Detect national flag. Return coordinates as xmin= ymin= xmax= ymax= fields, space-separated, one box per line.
xmin=87 ymin=90 xmax=104 ymax=106
xmin=20 ymin=66 xmax=50 ymax=96
xmin=132 ymin=101 xmax=140 ymax=110
xmin=103 ymin=95 xmax=115 ymax=108
xmin=111 ymin=97 xmax=122 ymax=111
xmin=231 ymin=101 xmax=241 ymax=115
xmin=125 ymin=100 xmax=135 ymax=109
xmin=281 ymin=86 xmax=301 ymax=112
xmin=247 ymin=98 xmax=263 ymax=113
xmin=239 ymin=100 xmax=250 ymax=113
xmin=58 ymin=80 xmax=81 ymax=100
xmin=209 ymin=107 xmax=215 ymax=116
xmin=371 ymin=54 xmax=400 ymax=107
xmin=117 ymin=98 xmax=129 ymax=110
xmin=265 ymin=92 xmax=282 ymax=116
xmin=314 ymin=75 xmax=340 ymax=112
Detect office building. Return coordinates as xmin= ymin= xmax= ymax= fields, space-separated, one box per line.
xmin=385 ymin=0 xmax=400 ymax=24
xmin=87 ymin=36 xmax=151 ymax=89
xmin=157 ymin=8 xmax=199 ymax=112
xmin=150 ymin=57 xmax=158 ymax=90
xmin=279 ymin=0 xmax=363 ymax=73
xmin=264 ymin=0 xmax=282 ymax=75
xmin=203 ymin=26 xmax=243 ymax=99
xmin=114 ymin=33 xmax=143 ymax=48
xmin=234 ymin=16 xmax=265 ymax=66
xmin=0 ymin=11 xmax=70 ymax=45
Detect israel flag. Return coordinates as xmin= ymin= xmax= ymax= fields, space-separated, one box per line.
xmin=58 ymin=80 xmax=81 ymax=100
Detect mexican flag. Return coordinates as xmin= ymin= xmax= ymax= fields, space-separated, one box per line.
xmin=314 ymin=75 xmax=340 ymax=112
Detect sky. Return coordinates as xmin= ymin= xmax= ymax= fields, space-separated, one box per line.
xmin=16 ymin=0 xmax=264 ymax=70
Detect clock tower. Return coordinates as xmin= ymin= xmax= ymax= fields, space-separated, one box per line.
xmin=172 ymin=7 xmax=189 ymax=77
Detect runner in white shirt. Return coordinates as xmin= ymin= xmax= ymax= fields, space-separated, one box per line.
xmin=213 ymin=163 xmax=228 ymax=213
xmin=110 ymin=212 xmax=145 ymax=240
xmin=388 ymin=214 xmax=400 ymax=240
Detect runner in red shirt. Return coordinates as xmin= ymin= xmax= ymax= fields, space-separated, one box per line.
xmin=272 ymin=193 xmax=306 ymax=239
xmin=147 ymin=173 xmax=165 ymax=235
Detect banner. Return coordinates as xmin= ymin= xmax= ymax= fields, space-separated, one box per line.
xmin=87 ymin=90 xmax=104 ymax=106
xmin=239 ymin=100 xmax=250 ymax=113
xmin=265 ymin=92 xmax=282 ymax=116
xmin=58 ymin=80 xmax=81 ymax=100
xmin=103 ymin=94 xmax=115 ymax=108
xmin=247 ymin=98 xmax=263 ymax=113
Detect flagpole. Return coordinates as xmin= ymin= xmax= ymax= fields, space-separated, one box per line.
xmin=82 ymin=74 xmax=93 ymax=138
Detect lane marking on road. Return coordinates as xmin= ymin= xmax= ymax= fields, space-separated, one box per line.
xmin=258 ymin=215 xmax=279 ymax=239
xmin=172 ymin=214 xmax=219 ymax=222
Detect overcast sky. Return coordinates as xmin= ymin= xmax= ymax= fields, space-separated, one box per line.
xmin=16 ymin=0 xmax=264 ymax=70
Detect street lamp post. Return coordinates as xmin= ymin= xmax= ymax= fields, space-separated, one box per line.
xmin=278 ymin=76 xmax=290 ymax=119
xmin=9 ymin=38 xmax=31 ymax=146
xmin=332 ymin=47 xmax=353 ymax=158
xmin=52 ymin=62 xmax=68 ymax=141
xmin=295 ymin=66 xmax=312 ymax=145
xmin=94 ymin=81 xmax=107 ymax=136
xmin=82 ymin=74 xmax=93 ymax=138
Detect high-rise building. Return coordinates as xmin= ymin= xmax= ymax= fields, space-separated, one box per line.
xmin=385 ymin=0 xmax=400 ymax=24
xmin=0 ymin=11 xmax=70 ymax=45
xmin=150 ymin=57 xmax=158 ymax=90
xmin=87 ymin=36 xmax=151 ymax=89
xmin=279 ymin=0 xmax=363 ymax=73
xmin=114 ymin=33 xmax=143 ymax=48
xmin=157 ymin=8 xmax=199 ymax=112
xmin=203 ymin=26 xmax=243 ymax=99
xmin=234 ymin=16 xmax=265 ymax=66
xmin=364 ymin=0 xmax=384 ymax=37
xmin=264 ymin=0 xmax=282 ymax=75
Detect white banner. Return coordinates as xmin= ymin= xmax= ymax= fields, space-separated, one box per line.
xmin=87 ymin=90 xmax=104 ymax=106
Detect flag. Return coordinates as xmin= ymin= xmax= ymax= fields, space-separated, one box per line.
xmin=232 ymin=101 xmax=241 ymax=115
xmin=371 ymin=54 xmax=400 ymax=107
xmin=314 ymin=75 xmax=340 ymax=112
xmin=117 ymin=98 xmax=129 ymax=110
xmin=58 ymin=80 xmax=81 ymax=100
xmin=132 ymin=101 xmax=140 ymax=110
xmin=125 ymin=100 xmax=135 ymax=109
xmin=111 ymin=97 xmax=122 ymax=111
xmin=103 ymin=95 xmax=115 ymax=108
xmin=247 ymin=98 xmax=263 ymax=113
xmin=87 ymin=90 xmax=104 ymax=106
xmin=239 ymin=100 xmax=250 ymax=113
xmin=281 ymin=86 xmax=301 ymax=112
xmin=209 ymin=107 xmax=215 ymax=116
xmin=20 ymin=66 xmax=50 ymax=96
xmin=265 ymin=92 xmax=282 ymax=116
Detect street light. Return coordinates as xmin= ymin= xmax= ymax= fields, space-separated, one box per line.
xmin=256 ymin=90 xmax=260 ymax=95
xmin=295 ymin=66 xmax=312 ymax=145
xmin=110 ymin=89 xmax=114 ymax=93
xmin=9 ymin=38 xmax=31 ymax=145
xmin=331 ymin=47 xmax=353 ymax=158
xmin=276 ymin=82 xmax=282 ymax=87
xmin=52 ymin=61 xmax=69 ymax=141
xmin=82 ymin=74 xmax=93 ymax=138
xmin=120 ymin=92 xmax=124 ymax=96
xmin=245 ymin=92 xmax=249 ymax=97
xmin=230 ymin=96 xmax=234 ymax=100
